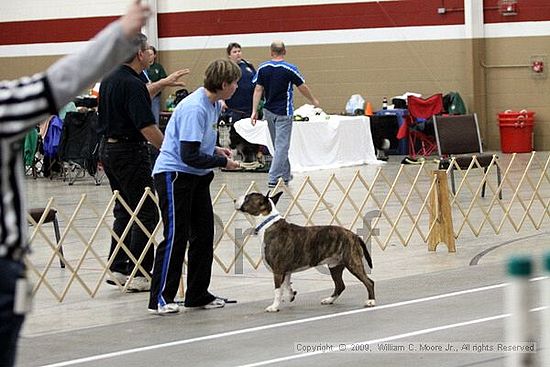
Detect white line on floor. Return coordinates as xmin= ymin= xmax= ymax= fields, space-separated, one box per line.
xmin=234 ymin=306 xmax=546 ymax=367
xmin=235 ymin=314 xmax=509 ymax=367
xmin=38 ymin=278 xmax=546 ymax=367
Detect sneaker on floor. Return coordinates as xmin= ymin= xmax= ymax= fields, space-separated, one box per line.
xmin=106 ymin=271 xmax=128 ymax=286
xmin=148 ymin=303 xmax=180 ymax=315
xmin=268 ymin=177 xmax=292 ymax=188
xmin=126 ymin=276 xmax=151 ymax=292
xmin=186 ymin=297 xmax=226 ymax=310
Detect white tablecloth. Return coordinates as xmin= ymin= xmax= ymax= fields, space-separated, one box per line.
xmin=234 ymin=115 xmax=379 ymax=172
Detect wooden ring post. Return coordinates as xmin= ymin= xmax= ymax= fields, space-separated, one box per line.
xmin=428 ymin=170 xmax=456 ymax=252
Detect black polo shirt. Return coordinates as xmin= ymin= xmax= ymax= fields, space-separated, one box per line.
xmin=98 ymin=65 xmax=155 ymax=142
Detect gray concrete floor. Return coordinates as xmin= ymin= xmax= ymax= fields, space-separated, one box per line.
xmin=18 ymin=155 xmax=550 ymax=367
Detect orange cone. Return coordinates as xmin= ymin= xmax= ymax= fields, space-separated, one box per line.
xmin=365 ymin=102 xmax=373 ymax=116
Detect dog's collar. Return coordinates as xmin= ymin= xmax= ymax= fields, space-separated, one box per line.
xmin=254 ymin=214 xmax=281 ymax=235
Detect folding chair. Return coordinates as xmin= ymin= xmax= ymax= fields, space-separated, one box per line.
xmin=28 ymin=207 xmax=65 ymax=268
xmin=58 ymin=111 xmax=104 ymax=185
xmin=405 ymin=94 xmax=443 ymax=157
xmin=433 ymin=113 xmax=502 ymax=199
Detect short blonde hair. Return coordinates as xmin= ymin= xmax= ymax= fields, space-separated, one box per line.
xmin=204 ymin=59 xmax=242 ymax=92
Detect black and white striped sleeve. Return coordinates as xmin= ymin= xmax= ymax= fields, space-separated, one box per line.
xmin=0 ymin=73 xmax=56 ymax=138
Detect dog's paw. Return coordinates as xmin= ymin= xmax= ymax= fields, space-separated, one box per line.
xmin=364 ymin=299 xmax=376 ymax=307
xmin=265 ymin=305 xmax=280 ymax=313
xmin=321 ymin=296 xmax=336 ymax=305
xmin=283 ymin=290 xmax=297 ymax=303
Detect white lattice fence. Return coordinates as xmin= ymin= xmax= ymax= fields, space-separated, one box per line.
xmin=25 ymin=152 xmax=550 ymax=301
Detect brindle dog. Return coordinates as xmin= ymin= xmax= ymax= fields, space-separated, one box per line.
xmin=234 ymin=192 xmax=375 ymax=312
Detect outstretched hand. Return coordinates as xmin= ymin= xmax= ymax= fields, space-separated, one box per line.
xmin=120 ymin=1 xmax=151 ymax=39
xmin=164 ymin=69 xmax=191 ymax=87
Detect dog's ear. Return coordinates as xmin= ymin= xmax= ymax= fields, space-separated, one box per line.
xmin=270 ymin=191 xmax=283 ymax=205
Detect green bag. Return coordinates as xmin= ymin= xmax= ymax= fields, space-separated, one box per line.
xmin=443 ymin=92 xmax=467 ymax=115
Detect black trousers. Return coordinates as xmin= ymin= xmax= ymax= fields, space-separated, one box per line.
xmin=148 ymin=171 xmax=216 ymax=309
xmin=0 ymin=258 xmax=25 ymax=367
xmin=100 ymin=141 xmax=158 ymax=277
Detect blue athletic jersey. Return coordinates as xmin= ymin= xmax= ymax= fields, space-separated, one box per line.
xmin=154 ymin=87 xmax=221 ymax=176
xmin=253 ymin=60 xmax=304 ymax=115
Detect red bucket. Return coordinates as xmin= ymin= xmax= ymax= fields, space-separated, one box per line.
xmin=497 ymin=110 xmax=535 ymax=153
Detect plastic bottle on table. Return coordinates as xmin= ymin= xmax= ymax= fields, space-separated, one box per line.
xmin=165 ymin=94 xmax=175 ymax=111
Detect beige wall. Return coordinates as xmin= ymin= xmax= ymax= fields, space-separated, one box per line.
xmin=1 ymin=55 xmax=61 ymax=80
xmin=3 ymin=35 xmax=549 ymax=151
xmin=159 ymin=40 xmax=475 ymax=113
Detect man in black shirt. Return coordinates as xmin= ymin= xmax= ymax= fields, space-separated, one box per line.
xmin=98 ymin=33 xmax=164 ymax=292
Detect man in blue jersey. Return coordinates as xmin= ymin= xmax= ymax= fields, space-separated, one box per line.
xmin=251 ymin=41 xmax=320 ymax=188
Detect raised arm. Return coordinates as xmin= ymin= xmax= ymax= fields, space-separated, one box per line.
xmin=146 ymin=68 xmax=190 ymax=97
xmin=0 ymin=1 xmax=150 ymax=138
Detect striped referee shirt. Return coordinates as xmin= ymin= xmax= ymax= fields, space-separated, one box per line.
xmin=0 ymin=74 xmax=56 ymax=260
xmin=0 ymin=20 xmax=137 ymax=261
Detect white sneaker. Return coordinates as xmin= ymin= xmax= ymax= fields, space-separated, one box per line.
xmin=106 ymin=271 xmax=128 ymax=286
xmin=148 ymin=303 xmax=180 ymax=315
xmin=126 ymin=277 xmax=151 ymax=292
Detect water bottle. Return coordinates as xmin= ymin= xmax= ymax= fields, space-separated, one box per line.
xmin=165 ymin=94 xmax=175 ymax=111
xmin=382 ymin=96 xmax=388 ymax=110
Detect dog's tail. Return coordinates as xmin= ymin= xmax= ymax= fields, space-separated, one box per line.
xmin=358 ymin=237 xmax=373 ymax=269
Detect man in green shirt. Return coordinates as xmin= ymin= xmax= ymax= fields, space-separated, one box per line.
xmin=147 ymin=46 xmax=167 ymax=122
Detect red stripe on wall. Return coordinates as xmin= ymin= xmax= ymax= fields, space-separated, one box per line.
xmin=0 ymin=16 xmax=117 ymax=46
xmin=1 ymin=0 xmax=549 ymax=46
xmin=157 ymin=1 xmax=463 ymax=38
xmin=0 ymin=1 xmax=462 ymax=46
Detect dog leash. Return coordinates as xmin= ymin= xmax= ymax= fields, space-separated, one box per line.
xmin=218 ymin=297 xmax=237 ymax=304
xmin=254 ymin=214 xmax=281 ymax=235
xmin=176 ymin=296 xmax=237 ymax=306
